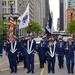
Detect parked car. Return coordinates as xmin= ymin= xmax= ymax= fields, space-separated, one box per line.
xmin=34 ymin=37 xmax=42 ymax=50
xmin=63 ymin=36 xmax=73 ymax=42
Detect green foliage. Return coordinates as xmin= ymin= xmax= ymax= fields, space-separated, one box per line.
xmin=0 ymin=18 xmax=9 ymax=39
xmin=67 ymin=20 xmax=75 ymax=34
xmin=26 ymin=21 xmax=42 ymax=33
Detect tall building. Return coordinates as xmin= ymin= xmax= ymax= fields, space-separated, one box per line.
xmin=45 ymin=0 xmax=50 ymax=24
xmin=68 ymin=0 xmax=75 ymax=10
xmin=33 ymin=0 xmax=41 ymax=25
xmin=2 ymin=0 xmax=34 ymax=36
xmin=63 ymin=0 xmax=68 ymax=30
xmin=72 ymin=10 xmax=75 ymax=20
xmin=40 ymin=0 xmax=45 ymax=27
xmin=59 ymin=0 xmax=64 ymax=31
xmin=40 ymin=0 xmax=49 ymax=28
xmin=57 ymin=18 xmax=60 ymax=31
xmin=2 ymin=0 xmax=50 ymax=36
xmin=0 ymin=0 xmax=2 ymax=19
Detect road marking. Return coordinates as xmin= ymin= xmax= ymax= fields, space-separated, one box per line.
xmin=0 ymin=60 xmax=8 ymax=66
xmin=0 ymin=62 xmax=39 ymax=72
xmin=40 ymin=64 xmax=46 ymax=75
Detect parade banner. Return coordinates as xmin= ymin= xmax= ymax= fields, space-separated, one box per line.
xmin=45 ymin=14 xmax=52 ymax=34
xmin=19 ymin=4 xmax=30 ymax=29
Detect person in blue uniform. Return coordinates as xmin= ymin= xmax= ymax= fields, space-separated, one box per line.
xmin=46 ymin=38 xmax=57 ymax=73
xmin=38 ymin=39 xmax=45 ymax=68
xmin=56 ymin=39 xmax=65 ymax=69
xmin=0 ymin=39 xmax=3 ymax=58
xmin=25 ymin=33 xmax=36 ymax=73
xmin=42 ymin=36 xmax=48 ymax=63
xmin=21 ymin=37 xmax=27 ymax=69
xmin=17 ymin=36 xmax=24 ymax=64
xmin=65 ymin=37 xmax=75 ymax=74
xmin=6 ymin=36 xmax=20 ymax=73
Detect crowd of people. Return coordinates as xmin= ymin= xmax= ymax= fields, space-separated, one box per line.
xmin=0 ymin=33 xmax=75 ymax=74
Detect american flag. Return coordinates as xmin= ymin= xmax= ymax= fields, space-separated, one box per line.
xmin=9 ymin=5 xmax=14 ymax=41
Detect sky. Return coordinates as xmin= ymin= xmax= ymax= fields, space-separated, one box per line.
xmin=49 ymin=0 xmax=59 ymax=31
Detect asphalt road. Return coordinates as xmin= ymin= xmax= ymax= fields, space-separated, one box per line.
xmin=0 ymin=51 xmax=75 ymax=75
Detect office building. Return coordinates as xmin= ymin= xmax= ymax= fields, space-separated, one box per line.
xmin=68 ymin=0 xmax=75 ymax=10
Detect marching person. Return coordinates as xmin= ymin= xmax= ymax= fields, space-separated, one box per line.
xmin=56 ymin=39 xmax=65 ymax=69
xmin=6 ymin=36 xmax=20 ymax=73
xmin=42 ymin=35 xmax=48 ymax=63
xmin=0 ymin=39 xmax=3 ymax=58
xmin=21 ymin=37 xmax=27 ymax=69
xmin=25 ymin=33 xmax=36 ymax=73
xmin=46 ymin=38 xmax=57 ymax=73
xmin=65 ymin=37 xmax=75 ymax=74
xmin=38 ymin=39 xmax=45 ymax=68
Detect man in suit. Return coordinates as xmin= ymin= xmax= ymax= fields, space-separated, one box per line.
xmin=42 ymin=36 xmax=48 ymax=63
xmin=65 ymin=37 xmax=75 ymax=74
xmin=46 ymin=38 xmax=57 ymax=73
xmin=0 ymin=39 xmax=3 ymax=58
xmin=6 ymin=36 xmax=20 ymax=73
xmin=38 ymin=39 xmax=45 ymax=68
xmin=56 ymin=39 xmax=65 ymax=69
xmin=25 ymin=33 xmax=36 ymax=73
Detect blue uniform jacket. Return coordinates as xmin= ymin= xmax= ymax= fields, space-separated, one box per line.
xmin=56 ymin=42 xmax=65 ymax=57
xmin=6 ymin=41 xmax=20 ymax=56
xmin=0 ymin=41 xmax=3 ymax=56
xmin=46 ymin=44 xmax=57 ymax=58
xmin=23 ymin=39 xmax=36 ymax=54
xmin=65 ymin=43 xmax=75 ymax=58
xmin=38 ymin=44 xmax=45 ymax=56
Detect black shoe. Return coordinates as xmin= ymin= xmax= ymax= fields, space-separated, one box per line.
xmin=52 ymin=72 xmax=55 ymax=74
xmin=59 ymin=66 xmax=61 ymax=69
xmin=24 ymin=67 xmax=26 ymax=69
xmin=10 ymin=71 xmax=14 ymax=73
xmin=71 ymin=72 xmax=74 ymax=74
xmin=48 ymin=71 xmax=50 ymax=73
xmin=68 ymin=72 xmax=70 ymax=74
xmin=40 ymin=66 xmax=42 ymax=68
xmin=27 ymin=71 xmax=30 ymax=73
xmin=32 ymin=71 xmax=34 ymax=73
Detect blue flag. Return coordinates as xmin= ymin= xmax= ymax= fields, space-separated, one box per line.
xmin=45 ymin=15 xmax=52 ymax=34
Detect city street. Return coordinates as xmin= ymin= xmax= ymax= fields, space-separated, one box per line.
xmin=0 ymin=51 xmax=75 ymax=75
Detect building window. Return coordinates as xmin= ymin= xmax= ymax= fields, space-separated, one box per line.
xmin=13 ymin=1 xmax=15 ymax=5
xmin=8 ymin=8 xmax=10 ymax=13
xmin=2 ymin=8 xmax=7 ymax=13
xmin=13 ymin=8 xmax=15 ymax=13
xmin=2 ymin=1 xmax=4 ymax=5
xmin=2 ymin=1 xmax=6 ymax=5
xmin=8 ymin=1 xmax=10 ymax=5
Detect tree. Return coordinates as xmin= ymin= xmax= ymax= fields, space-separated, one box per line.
xmin=0 ymin=18 xmax=9 ymax=39
xmin=26 ymin=21 xmax=42 ymax=34
xmin=67 ymin=20 xmax=75 ymax=37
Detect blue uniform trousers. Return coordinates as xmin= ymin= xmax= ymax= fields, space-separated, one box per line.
xmin=47 ymin=56 xmax=55 ymax=73
xmin=26 ymin=53 xmax=34 ymax=71
xmin=39 ymin=54 xmax=44 ymax=68
xmin=58 ymin=55 xmax=64 ymax=68
xmin=66 ymin=56 xmax=74 ymax=73
xmin=23 ymin=55 xmax=27 ymax=68
xmin=8 ymin=53 xmax=17 ymax=72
